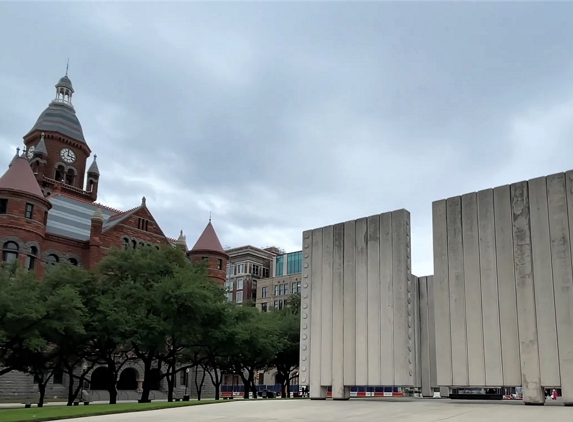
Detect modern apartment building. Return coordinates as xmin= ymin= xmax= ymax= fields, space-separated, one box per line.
xmin=224 ymin=245 xmax=281 ymax=305
xmin=256 ymin=250 xmax=302 ymax=312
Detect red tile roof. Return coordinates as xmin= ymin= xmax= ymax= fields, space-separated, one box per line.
xmin=0 ymin=156 xmax=44 ymax=199
xmin=191 ymin=222 xmax=225 ymax=253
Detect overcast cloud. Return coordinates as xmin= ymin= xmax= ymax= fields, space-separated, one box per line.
xmin=2 ymin=1 xmax=573 ymax=275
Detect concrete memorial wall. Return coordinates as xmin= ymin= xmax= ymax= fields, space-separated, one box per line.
xmin=299 ymin=210 xmax=420 ymax=399
xmin=432 ymin=170 xmax=573 ymax=405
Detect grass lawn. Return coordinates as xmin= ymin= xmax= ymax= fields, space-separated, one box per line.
xmin=0 ymin=400 xmax=222 ymax=422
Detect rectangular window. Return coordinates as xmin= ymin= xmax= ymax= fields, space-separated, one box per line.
xmin=261 ymin=286 xmax=268 ymax=298
xmin=274 ymin=300 xmax=279 ymax=309
xmin=263 ymin=268 xmax=270 ymax=278
xmin=25 ymin=203 xmax=34 ymax=219
xmin=180 ymin=370 xmax=187 ymax=387
xmin=236 ymin=264 xmax=245 ymax=274
xmin=227 ymin=264 xmax=234 ymax=276
xmin=218 ymin=259 xmax=223 ymax=270
xmin=44 ymin=211 xmax=48 ymax=225
xmin=53 ymin=369 xmax=63 ymax=385
xmin=237 ymin=278 xmax=244 ymax=290
xmin=261 ymin=302 xmax=268 ymax=312
xmin=236 ymin=291 xmax=243 ymax=303
xmin=0 ymin=199 xmax=7 ymax=214
xmin=202 ymin=256 xmax=208 ymax=261
xmin=275 ymin=255 xmax=284 ymax=276
xmin=226 ymin=292 xmax=233 ymax=302
xmin=287 ymin=251 xmax=303 ymax=275
xmin=292 ymin=282 xmax=301 ymax=293
xmin=252 ymin=264 xmax=259 ymax=276
xmin=225 ymin=281 xmax=233 ymax=291
xmin=274 ymin=284 xmax=279 ymax=296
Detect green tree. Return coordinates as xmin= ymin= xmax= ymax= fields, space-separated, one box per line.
xmin=272 ymin=293 xmax=301 ymax=398
xmin=98 ymin=245 xmax=224 ymax=403
xmin=0 ymin=264 xmax=44 ymax=376
xmin=228 ymin=306 xmax=284 ymax=399
xmin=1 ymin=263 xmax=88 ymax=406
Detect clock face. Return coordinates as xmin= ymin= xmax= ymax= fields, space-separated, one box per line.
xmin=60 ymin=148 xmax=76 ymax=164
xmin=27 ymin=146 xmax=35 ymax=159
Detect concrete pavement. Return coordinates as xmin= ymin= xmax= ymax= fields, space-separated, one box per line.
xmin=66 ymin=398 xmax=572 ymax=422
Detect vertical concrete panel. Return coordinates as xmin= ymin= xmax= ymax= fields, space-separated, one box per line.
xmin=419 ymin=277 xmax=432 ymax=396
xmin=299 ymin=230 xmax=313 ymax=387
xmin=343 ymin=220 xmax=356 ymax=387
xmin=367 ymin=215 xmax=381 ymax=385
xmin=460 ymin=193 xmax=486 ymax=386
xmin=550 ymin=172 xmax=573 ymax=402
xmin=405 ymin=211 xmax=415 ymax=387
xmin=392 ymin=210 xmax=411 ymax=386
xmin=379 ymin=212 xmax=395 ymax=385
xmin=477 ymin=189 xmax=504 ymax=386
xmin=355 ymin=217 xmax=369 ymax=385
xmin=331 ymin=223 xmax=347 ymax=398
xmin=432 ymin=200 xmax=452 ymax=386
xmin=427 ymin=275 xmax=438 ymax=389
xmin=446 ymin=197 xmax=469 ymax=386
xmin=529 ymin=176 xmax=560 ymax=387
xmin=320 ymin=225 xmax=334 ymax=387
xmin=493 ymin=185 xmax=522 ymax=386
xmin=510 ymin=181 xmax=544 ymax=404
xmin=309 ymin=227 xmax=326 ymax=399
xmin=413 ymin=275 xmax=422 ymax=389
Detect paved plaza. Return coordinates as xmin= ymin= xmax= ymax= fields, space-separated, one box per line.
xmin=68 ymin=398 xmax=571 ymax=422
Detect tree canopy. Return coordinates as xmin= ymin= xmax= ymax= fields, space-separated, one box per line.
xmin=0 ymin=246 xmax=301 ymax=405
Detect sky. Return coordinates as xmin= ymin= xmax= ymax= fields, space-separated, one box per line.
xmin=1 ymin=1 xmax=573 ymax=276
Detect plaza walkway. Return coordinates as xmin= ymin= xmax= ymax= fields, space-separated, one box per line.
xmin=66 ymin=398 xmax=571 ymax=422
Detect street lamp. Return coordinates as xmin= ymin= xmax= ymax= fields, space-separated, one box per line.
xmin=183 ymin=368 xmax=190 ymax=401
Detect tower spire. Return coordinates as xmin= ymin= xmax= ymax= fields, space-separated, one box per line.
xmin=65 ymin=58 xmax=69 ymax=77
xmin=209 ymin=211 xmax=212 ymax=223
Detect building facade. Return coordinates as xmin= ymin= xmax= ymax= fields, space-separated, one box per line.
xmin=224 ymin=245 xmax=278 ymax=305
xmin=0 ymin=73 xmax=227 ymax=401
xmin=255 ymin=250 xmax=302 ymax=312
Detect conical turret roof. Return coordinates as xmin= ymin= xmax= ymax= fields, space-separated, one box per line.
xmin=0 ymin=152 xmax=44 ymax=199
xmin=191 ymin=222 xmax=226 ymax=254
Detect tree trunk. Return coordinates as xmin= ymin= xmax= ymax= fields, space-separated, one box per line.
xmin=107 ymin=361 xmax=118 ymax=405
xmin=139 ymin=357 xmax=153 ymax=403
xmin=248 ymin=371 xmax=257 ymax=399
xmin=206 ymin=367 xmax=221 ymax=400
xmin=195 ymin=366 xmax=206 ymax=401
xmin=166 ymin=369 xmax=174 ymax=402
xmin=38 ymin=381 xmax=47 ymax=407
xmin=66 ymin=370 xmax=75 ymax=406
xmin=286 ymin=382 xmax=291 ymax=398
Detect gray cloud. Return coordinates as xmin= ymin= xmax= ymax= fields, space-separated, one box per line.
xmin=2 ymin=2 xmax=573 ymax=274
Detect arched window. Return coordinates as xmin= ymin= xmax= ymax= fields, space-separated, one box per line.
xmin=2 ymin=242 xmax=19 ymax=263
xmin=65 ymin=169 xmax=75 ymax=186
xmin=131 ymin=239 xmax=137 ymax=249
xmin=54 ymin=165 xmax=65 ymax=182
xmin=122 ymin=237 xmax=130 ymax=250
xmin=68 ymin=258 xmax=78 ymax=266
xmin=46 ymin=254 xmax=59 ymax=265
xmin=25 ymin=246 xmax=38 ymax=270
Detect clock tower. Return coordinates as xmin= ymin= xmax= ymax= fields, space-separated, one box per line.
xmin=23 ymin=74 xmax=99 ymax=202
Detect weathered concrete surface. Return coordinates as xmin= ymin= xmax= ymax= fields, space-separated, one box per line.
xmin=301 ymin=210 xmax=415 ymax=395
xmin=67 ymin=399 xmax=573 ymax=422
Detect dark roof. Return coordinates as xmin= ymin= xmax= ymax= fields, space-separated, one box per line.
xmin=26 ymin=102 xmax=85 ymax=143
xmin=56 ymin=76 xmax=74 ymax=91
xmin=46 ymin=194 xmax=120 ymax=240
xmin=0 ymin=155 xmax=44 ymax=199
xmin=191 ymin=222 xmax=226 ymax=254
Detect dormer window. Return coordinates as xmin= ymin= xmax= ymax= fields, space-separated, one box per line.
xmin=137 ymin=218 xmax=150 ymax=231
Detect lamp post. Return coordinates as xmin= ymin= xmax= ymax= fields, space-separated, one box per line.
xmin=183 ymin=368 xmax=190 ymax=401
